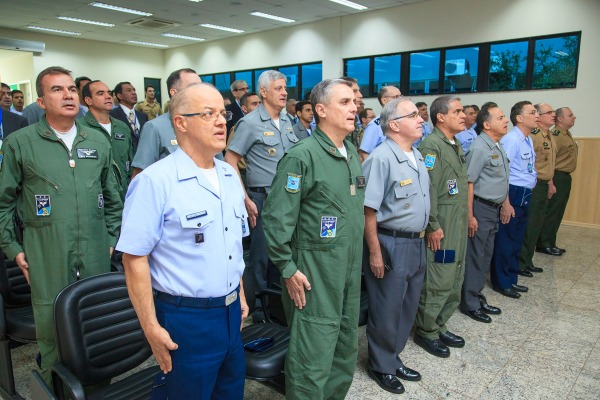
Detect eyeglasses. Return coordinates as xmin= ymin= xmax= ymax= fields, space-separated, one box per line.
xmin=234 ymin=87 xmax=249 ymax=92
xmin=539 ymin=110 xmax=555 ymax=115
xmin=392 ymin=111 xmax=420 ymax=121
xmin=524 ymin=110 xmax=539 ymax=115
xmin=180 ymin=110 xmax=233 ymax=122
xmin=383 ymin=95 xmax=401 ymax=99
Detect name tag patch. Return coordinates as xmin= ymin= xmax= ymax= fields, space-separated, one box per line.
xmin=263 ymin=131 xmax=274 ymax=136
xmin=170 ymin=139 xmax=178 ymax=145
xmin=35 ymin=195 xmax=51 ymax=216
xmin=286 ymin=173 xmax=301 ymax=193
xmin=186 ymin=210 xmax=208 ymax=220
xmin=424 ymin=154 xmax=436 ymax=170
xmin=448 ymin=179 xmax=458 ymax=195
xmin=320 ymin=216 xmax=337 ymax=238
xmin=98 ymin=194 xmax=104 ymax=209
xmin=77 ymin=148 xmax=98 ymax=159
xmin=356 ymin=176 xmax=366 ymax=188
xmin=400 ymin=178 xmax=413 ymax=186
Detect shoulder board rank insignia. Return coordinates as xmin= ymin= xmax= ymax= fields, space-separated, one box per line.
xmin=552 ymin=129 xmax=560 ymax=136
xmin=329 ymin=146 xmax=337 ymax=154
xmin=374 ymin=117 xmax=380 ymax=125
xmin=286 ymin=173 xmax=301 ymax=193
xmin=424 ymin=154 xmax=436 ymax=170
xmin=531 ymin=128 xmax=539 ymax=134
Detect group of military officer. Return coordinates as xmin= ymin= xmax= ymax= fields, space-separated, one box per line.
xmin=0 ymin=64 xmax=578 ymax=399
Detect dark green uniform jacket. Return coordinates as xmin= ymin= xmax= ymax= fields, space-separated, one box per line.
xmin=263 ymin=127 xmax=365 ymax=399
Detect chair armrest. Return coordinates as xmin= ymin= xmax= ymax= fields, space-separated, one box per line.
xmin=31 ymin=369 xmax=58 ymax=400
xmin=51 ymin=363 xmax=86 ymax=400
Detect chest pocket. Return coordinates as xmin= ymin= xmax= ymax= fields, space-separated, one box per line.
xmin=261 ymin=135 xmax=280 ymax=147
xmin=233 ymin=203 xmax=249 ymax=237
xmin=490 ymin=159 xmax=505 ymax=175
xmin=179 ymin=212 xmax=215 ymax=249
xmin=285 ymin=131 xmax=299 ymax=144
xmin=318 ymin=189 xmax=347 ymax=215
xmin=394 ymin=184 xmax=418 ymax=213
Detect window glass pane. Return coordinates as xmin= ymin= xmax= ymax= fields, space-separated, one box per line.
xmin=533 ymin=35 xmax=579 ymax=89
xmin=301 ymin=63 xmax=322 ymax=100
xmin=409 ymin=51 xmax=440 ymax=95
xmin=279 ymin=66 xmax=299 ymax=100
xmin=199 ymin=75 xmax=213 ymax=84
xmin=254 ymin=69 xmax=270 ymax=94
xmin=373 ymin=55 xmax=401 ymax=93
xmin=488 ymin=41 xmax=528 ymax=91
xmin=234 ymin=71 xmax=253 ymax=92
xmin=444 ymin=46 xmax=478 ymax=93
xmin=214 ymin=73 xmax=231 ymax=99
xmin=346 ymin=58 xmax=370 ymax=97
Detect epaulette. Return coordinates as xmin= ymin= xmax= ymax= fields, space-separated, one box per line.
xmin=531 ymin=128 xmax=539 ymax=135
xmin=552 ymin=129 xmax=560 ymax=136
xmin=374 ymin=117 xmax=380 ymax=125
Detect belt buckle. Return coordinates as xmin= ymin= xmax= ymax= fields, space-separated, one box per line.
xmin=225 ymin=291 xmax=237 ymax=306
xmin=419 ymin=231 xmax=425 ymax=238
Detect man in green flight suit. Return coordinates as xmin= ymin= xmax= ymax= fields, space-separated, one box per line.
xmin=79 ymin=80 xmax=135 ymax=200
xmin=414 ymin=95 xmax=468 ymax=358
xmin=262 ymin=78 xmax=365 ymax=399
xmin=0 ymin=66 xmax=122 ymax=385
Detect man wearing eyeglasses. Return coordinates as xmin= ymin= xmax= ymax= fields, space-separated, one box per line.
xmin=491 ymin=101 xmax=539 ymax=299
xmin=413 ymin=95 xmax=468 ymax=358
xmin=359 ymin=85 xmax=401 ymax=162
xmin=362 ymin=98 xmax=430 ymax=394
xmin=118 ymin=82 xmax=248 ymax=399
xmin=517 ymin=103 xmax=558 ymax=278
xmin=226 ymin=79 xmax=249 ymax=134
xmin=225 ymin=70 xmax=298 ymax=294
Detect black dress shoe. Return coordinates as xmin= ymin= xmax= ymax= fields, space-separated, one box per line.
xmin=518 ymin=270 xmax=533 ymax=277
xmin=527 ymin=265 xmax=544 ymax=273
xmin=368 ymin=370 xmax=405 ymax=394
xmin=461 ymin=308 xmax=491 ymax=323
xmin=552 ymin=246 xmax=566 ymax=254
xmin=511 ymin=283 xmax=528 ymax=292
xmin=493 ymin=287 xmax=521 ymax=298
xmin=414 ymin=335 xmax=450 ymax=358
xmin=396 ymin=366 xmax=421 ymax=382
xmin=480 ymin=302 xmax=501 ymax=315
xmin=439 ymin=331 xmax=465 ymax=348
xmin=536 ymin=246 xmax=562 ymax=256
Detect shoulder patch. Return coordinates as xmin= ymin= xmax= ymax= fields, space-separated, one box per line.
xmin=424 ymin=154 xmax=436 ymax=170
xmin=286 ymin=173 xmax=301 ymax=193
xmin=374 ymin=117 xmax=380 ymax=126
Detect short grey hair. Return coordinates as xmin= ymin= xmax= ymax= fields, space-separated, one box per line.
xmin=230 ymin=79 xmax=247 ymax=93
xmin=380 ymin=97 xmax=411 ymax=136
xmin=430 ymin=95 xmax=461 ymax=126
xmin=310 ymin=78 xmax=352 ymax=124
xmin=257 ymin=70 xmax=286 ymax=99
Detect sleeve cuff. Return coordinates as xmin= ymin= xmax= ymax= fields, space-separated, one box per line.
xmin=280 ymin=260 xmax=298 ymax=279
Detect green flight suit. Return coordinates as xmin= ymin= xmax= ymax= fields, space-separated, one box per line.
xmin=263 ymin=127 xmax=365 ymax=400
xmin=416 ymin=128 xmax=468 ymax=339
xmin=0 ymin=117 xmax=122 ymax=383
xmin=79 ymin=112 xmax=134 ymax=200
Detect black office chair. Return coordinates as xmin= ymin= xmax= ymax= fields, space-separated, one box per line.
xmin=0 ymin=255 xmax=36 ymax=400
xmin=51 ymin=272 xmax=160 ymax=400
xmin=241 ymin=269 xmax=289 ymax=394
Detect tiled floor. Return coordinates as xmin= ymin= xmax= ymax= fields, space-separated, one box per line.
xmin=7 ymin=224 xmax=600 ymax=399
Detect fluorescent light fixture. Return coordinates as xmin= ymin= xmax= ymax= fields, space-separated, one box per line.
xmin=199 ymin=24 xmax=244 ymax=33
xmin=89 ymin=2 xmax=152 ymax=16
xmin=161 ymin=33 xmax=205 ymax=41
xmin=328 ymin=0 xmax=367 ymax=11
xmin=250 ymin=12 xmax=295 ymax=23
xmin=58 ymin=16 xmax=114 ymax=27
xmin=189 ymin=0 xmax=203 ymax=2
xmin=555 ymin=50 xmax=569 ymax=57
xmin=27 ymin=26 xmax=81 ymax=35
xmin=127 ymin=40 xmax=168 ymax=48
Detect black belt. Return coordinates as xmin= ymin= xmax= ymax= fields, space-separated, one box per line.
xmin=537 ymin=179 xmax=549 ymax=184
xmin=474 ymin=196 xmax=502 ymax=209
xmin=248 ymin=187 xmax=267 ymax=194
xmin=155 ymin=287 xmax=239 ymax=308
xmin=555 ymin=170 xmax=571 ymax=176
xmin=377 ymin=227 xmax=425 ymax=239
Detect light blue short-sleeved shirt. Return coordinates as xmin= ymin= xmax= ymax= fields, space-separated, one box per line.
xmin=116 ymin=148 xmax=248 ymax=298
xmin=456 ymin=126 xmax=477 ymax=153
xmin=359 ymin=117 xmax=385 ymax=154
xmin=500 ymin=126 xmax=537 ymax=189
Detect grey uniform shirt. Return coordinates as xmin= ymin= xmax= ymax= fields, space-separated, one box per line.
xmin=363 ymin=138 xmax=430 ymax=232
xmin=132 ymin=112 xmax=177 ymax=169
xmin=466 ymin=132 xmax=510 ymax=204
xmin=227 ymin=103 xmax=298 ymax=188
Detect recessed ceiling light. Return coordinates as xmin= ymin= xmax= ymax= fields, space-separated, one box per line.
xmin=89 ymin=2 xmax=152 ymax=16
xmin=57 ymin=16 xmax=115 ymax=27
xmin=27 ymin=26 xmax=81 ymax=35
xmin=189 ymin=0 xmax=203 ymax=2
xmin=250 ymin=12 xmax=295 ymax=23
xmin=199 ymin=24 xmax=244 ymax=33
xmin=127 ymin=40 xmax=168 ymax=48
xmin=161 ymin=33 xmax=205 ymax=41
xmin=328 ymin=0 xmax=368 ymax=11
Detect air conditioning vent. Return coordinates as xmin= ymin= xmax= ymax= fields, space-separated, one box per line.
xmin=445 ymin=59 xmax=469 ymax=76
xmin=125 ymin=18 xmax=180 ymax=30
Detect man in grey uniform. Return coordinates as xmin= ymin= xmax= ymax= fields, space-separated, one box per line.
xmin=225 ymin=70 xmax=298 ymax=292
xmin=363 ymin=98 xmax=430 ymax=394
xmin=460 ymin=103 xmax=510 ymax=323
xmin=131 ymin=68 xmax=202 ymax=178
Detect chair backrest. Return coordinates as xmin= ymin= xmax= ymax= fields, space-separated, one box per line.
xmin=53 ymin=272 xmax=153 ymax=386
xmin=0 ymin=255 xmax=31 ymax=307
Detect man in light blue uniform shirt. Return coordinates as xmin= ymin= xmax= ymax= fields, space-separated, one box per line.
xmin=359 ymin=86 xmax=401 ymax=162
xmin=455 ymin=105 xmax=478 ymax=152
xmin=491 ymin=101 xmax=538 ymax=299
xmin=118 ymin=83 xmax=248 ymax=399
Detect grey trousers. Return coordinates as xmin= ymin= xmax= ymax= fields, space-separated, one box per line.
xmin=461 ymin=200 xmax=499 ymax=312
xmin=363 ymin=234 xmax=426 ymax=374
